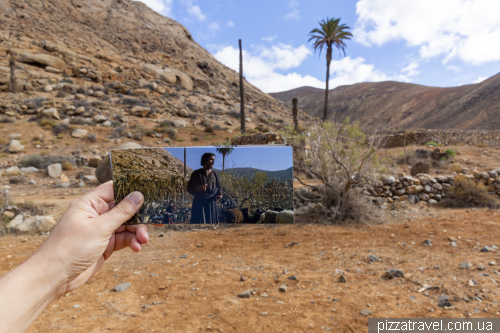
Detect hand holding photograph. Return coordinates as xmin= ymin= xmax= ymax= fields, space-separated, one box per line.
xmin=110 ymin=146 xmax=294 ymax=225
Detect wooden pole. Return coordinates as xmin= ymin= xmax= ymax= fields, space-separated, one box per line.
xmin=239 ymin=39 xmax=245 ymax=134
xmin=292 ymin=97 xmax=298 ymax=132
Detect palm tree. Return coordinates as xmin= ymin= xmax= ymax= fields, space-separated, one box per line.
xmin=216 ymin=147 xmax=234 ymax=171
xmin=309 ymin=17 xmax=352 ymax=122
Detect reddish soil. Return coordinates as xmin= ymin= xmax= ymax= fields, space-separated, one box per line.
xmin=1 ymin=208 xmax=500 ymax=332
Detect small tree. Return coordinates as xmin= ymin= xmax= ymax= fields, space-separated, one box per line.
xmin=220 ymin=170 xmax=268 ymax=209
xmin=292 ymin=97 xmax=299 ymax=132
xmin=288 ymin=118 xmax=385 ymax=222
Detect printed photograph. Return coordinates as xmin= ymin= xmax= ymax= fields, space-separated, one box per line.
xmin=110 ymin=146 xmax=294 ymax=225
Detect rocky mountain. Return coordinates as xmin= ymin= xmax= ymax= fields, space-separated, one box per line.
xmin=0 ymin=0 xmax=312 ymax=135
xmin=270 ymin=72 xmax=500 ymax=130
xmin=215 ymin=167 xmax=293 ymax=183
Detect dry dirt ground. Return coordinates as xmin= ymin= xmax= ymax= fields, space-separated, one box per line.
xmin=1 ymin=208 xmax=500 ymax=332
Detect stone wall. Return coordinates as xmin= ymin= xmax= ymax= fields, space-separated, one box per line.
xmin=383 ymin=129 xmax=500 ymax=148
xmin=353 ymin=168 xmax=500 ymax=205
xmin=231 ymin=132 xmax=285 ymax=145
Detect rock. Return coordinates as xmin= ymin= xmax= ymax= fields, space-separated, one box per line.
xmin=131 ymin=106 xmax=151 ymax=117
xmin=75 ymin=106 xmax=85 ymax=115
xmin=102 ymin=120 xmax=112 ymax=127
xmin=6 ymin=215 xmax=24 ymax=229
xmin=194 ymin=78 xmax=209 ymax=91
xmin=143 ymin=64 xmax=193 ymax=90
xmin=9 ymin=49 xmax=67 ymax=70
xmin=180 ymin=254 xmax=188 ymax=258
xmin=428 ymin=199 xmax=437 ymax=205
xmin=72 ymin=129 xmax=88 ymax=138
xmin=61 ymin=174 xmax=70 ymax=184
xmin=172 ymin=120 xmax=187 ymax=128
xmin=385 ymin=269 xmax=404 ymax=279
xmin=114 ymin=282 xmax=131 ymax=292
xmin=28 ymin=179 xmax=36 ymax=185
xmin=133 ymin=89 xmax=149 ymax=97
xmin=118 ymin=142 xmax=143 ymax=149
xmin=47 ymin=163 xmax=62 ymax=178
xmin=225 ymin=120 xmax=234 ymax=126
xmin=88 ymin=155 xmax=102 ymax=167
xmin=287 ymin=275 xmax=298 ymax=280
xmin=240 ymin=276 xmax=247 ymax=281
xmin=245 ymin=117 xmax=251 ymax=123
xmin=20 ymin=167 xmax=38 ymax=173
xmin=7 ymin=215 xmax=56 ymax=232
xmin=7 ymin=140 xmax=24 ymax=153
xmin=459 ymin=262 xmax=471 ymax=269
xmin=480 ymin=172 xmax=490 ymax=180
xmin=9 ymin=176 xmax=26 ymax=184
xmin=6 ymin=166 xmax=20 ymax=175
xmin=423 ymin=239 xmax=432 ymax=246
xmin=93 ymin=115 xmax=107 ymax=123
xmin=295 ymin=206 xmax=310 ymax=215
xmin=384 ymin=176 xmax=395 ymax=185
xmin=481 ymin=246 xmax=492 ymax=252
xmin=8 ymin=134 xmax=21 ymax=139
xmin=438 ymin=294 xmax=449 ymax=302
xmin=438 ymin=301 xmax=452 ymax=308
xmin=279 ymin=285 xmax=287 ymax=292
xmin=177 ymin=109 xmax=190 ymax=118
xmin=41 ymin=108 xmax=60 ymax=120
xmin=338 ymin=275 xmax=346 ymax=283
xmin=477 ymin=264 xmax=486 ymax=271
xmin=45 ymin=66 xmax=61 ymax=74
xmin=369 ymin=254 xmax=380 ymax=262
xmin=360 ymin=309 xmax=372 ymax=316
xmin=237 ymin=290 xmax=253 ymax=298
xmin=83 ymin=175 xmax=97 ymax=182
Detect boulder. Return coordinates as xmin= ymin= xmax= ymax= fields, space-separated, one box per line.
xmin=7 ymin=140 xmax=24 ymax=153
xmin=47 ymin=163 xmax=62 ymax=178
xmin=42 ymin=108 xmax=60 ymax=120
xmin=7 ymin=215 xmax=56 ymax=233
xmin=88 ymin=155 xmax=102 ymax=167
xmin=45 ymin=66 xmax=61 ymax=74
xmin=93 ymin=115 xmax=107 ymax=123
xmin=143 ymin=64 xmax=193 ymax=90
xmin=172 ymin=120 xmax=187 ymax=128
xmin=193 ymin=78 xmax=209 ymax=91
xmin=72 ymin=129 xmax=88 ymax=138
xmin=131 ymin=106 xmax=151 ymax=118
xmin=20 ymin=167 xmax=39 ymax=174
xmin=9 ymin=49 xmax=67 ymax=70
xmin=177 ymin=109 xmax=190 ymax=118
xmin=6 ymin=166 xmax=20 ymax=175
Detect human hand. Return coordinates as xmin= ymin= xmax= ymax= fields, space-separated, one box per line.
xmin=35 ymin=181 xmax=148 ymax=299
xmin=196 ymin=184 xmax=207 ymax=192
xmin=216 ymin=193 xmax=223 ymax=200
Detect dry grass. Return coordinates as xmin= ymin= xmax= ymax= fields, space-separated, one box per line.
xmin=441 ymin=175 xmax=500 ymax=208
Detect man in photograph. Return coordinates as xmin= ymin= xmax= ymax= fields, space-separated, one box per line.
xmin=186 ymin=152 xmax=223 ymax=224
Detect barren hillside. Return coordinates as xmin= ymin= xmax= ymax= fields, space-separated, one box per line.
xmin=270 ymin=73 xmax=500 ymax=130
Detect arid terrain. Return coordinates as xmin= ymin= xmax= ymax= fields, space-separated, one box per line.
xmin=1 ymin=0 xmax=500 ymax=332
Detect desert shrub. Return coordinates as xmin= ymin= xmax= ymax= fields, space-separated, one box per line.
xmin=56 ymin=133 xmax=64 ymax=139
xmin=450 ymin=163 xmax=463 ymax=173
xmin=53 ymin=122 xmax=71 ymax=136
xmin=39 ymin=118 xmax=55 ymax=128
xmin=0 ymin=138 xmax=6 ymax=145
xmin=213 ymin=124 xmax=224 ymax=131
xmin=146 ymin=130 xmax=155 ymax=138
xmin=395 ymin=151 xmax=417 ymax=165
xmin=254 ymin=125 xmax=269 ymax=133
xmin=40 ymin=150 xmax=50 ymax=156
xmin=85 ymin=133 xmax=97 ymax=143
xmin=286 ymin=119 xmax=386 ymax=224
xmin=20 ymin=154 xmax=44 ymax=168
xmin=19 ymin=201 xmax=53 ymax=216
xmin=441 ymin=175 xmax=500 ymax=208
xmin=204 ymin=125 xmax=214 ymax=133
xmin=445 ymin=149 xmax=456 ymax=159
xmin=22 ymin=97 xmax=48 ymax=109
xmin=425 ymin=141 xmax=439 ymax=147
xmin=477 ymin=142 xmax=488 ymax=148
xmin=56 ymin=91 xmax=67 ymax=98
xmin=228 ymin=110 xmax=240 ymax=119
xmin=161 ymin=127 xmax=177 ymax=139
xmin=193 ymin=136 xmax=200 ymax=141
xmin=61 ymin=161 xmax=73 ymax=171
xmin=0 ymin=116 xmax=14 ymax=124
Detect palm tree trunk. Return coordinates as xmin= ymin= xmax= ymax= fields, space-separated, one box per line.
xmin=222 ymin=154 xmax=225 ymax=171
xmin=323 ymin=60 xmax=330 ymax=122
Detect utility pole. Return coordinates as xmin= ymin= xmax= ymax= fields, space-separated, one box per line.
xmin=239 ymin=39 xmax=245 ymax=134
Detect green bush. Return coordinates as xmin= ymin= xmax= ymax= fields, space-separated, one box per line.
xmin=425 ymin=141 xmax=439 ymax=147
xmin=445 ymin=149 xmax=456 ymax=159
xmin=39 ymin=119 xmax=55 ymax=128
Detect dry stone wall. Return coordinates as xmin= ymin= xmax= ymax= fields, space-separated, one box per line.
xmin=354 ymin=168 xmax=500 ymax=205
xmin=231 ymin=132 xmax=285 ymax=145
xmin=383 ymin=129 xmax=500 ymax=148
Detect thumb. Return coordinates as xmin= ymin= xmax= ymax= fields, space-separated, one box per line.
xmin=98 ymin=192 xmax=144 ymax=232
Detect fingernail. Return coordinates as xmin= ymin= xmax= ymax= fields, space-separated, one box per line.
xmin=127 ymin=192 xmax=143 ymax=206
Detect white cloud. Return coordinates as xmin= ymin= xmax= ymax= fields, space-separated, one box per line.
xmin=446 ymin=65 xmax=462 ymax=72
xmin=134 ymin=0 xmax=173 ymax=16
xmin=401 ymin=60 xmax=420 ymax=77
xmin=354 ymin=0 xmax=500 ymax=65
xmin=473 ymin=76 xmax=487 ymax=84
xmin=212 ymin=44 xmax=406 ymax=93
xmin=182 ymin=0 xmax=206 ymax=21
xmin=284 ymin=0 xmax=300 ymax=20
xmin=262 ymin=35 xmax=278 ymax=42
xmin=227 ymin=20 xmax=235 ymax=27
xmin=209 ymin=22 xmax=220 ymax=33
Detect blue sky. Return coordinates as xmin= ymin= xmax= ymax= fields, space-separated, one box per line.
xmin=164 ymin=146 xmax=293 ymax=171
xmin=136 ymin=0 xmax=500 ymax=93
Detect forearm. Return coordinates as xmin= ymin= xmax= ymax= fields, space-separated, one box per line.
xmin=0 ymin=250 xmax=66 ymax=333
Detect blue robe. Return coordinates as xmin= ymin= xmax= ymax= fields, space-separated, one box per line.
xmin=187 ymin=168 xmax=222 ymax=224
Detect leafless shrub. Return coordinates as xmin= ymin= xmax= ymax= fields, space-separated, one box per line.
xmin=441 ymin=175 xmax=500 ymax=208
